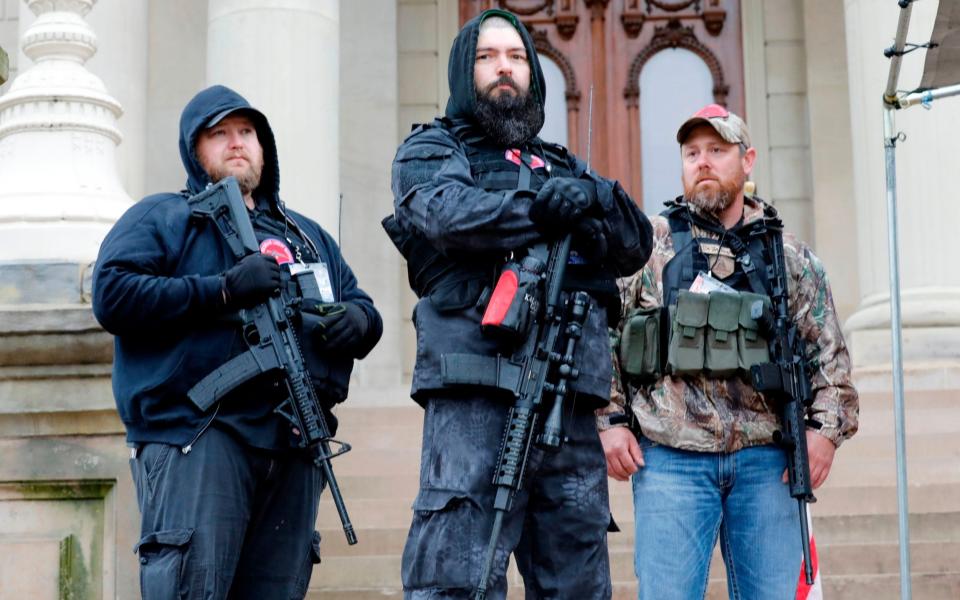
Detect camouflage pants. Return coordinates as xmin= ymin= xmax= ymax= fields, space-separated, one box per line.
xmin=402 ymin=392 xmax=613 ymax=600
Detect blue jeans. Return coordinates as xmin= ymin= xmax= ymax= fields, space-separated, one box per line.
xmin=631 ymin=440 xmax=801 ymax=600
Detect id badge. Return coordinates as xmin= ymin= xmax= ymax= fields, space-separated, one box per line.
xmin=689 ymin=270 xmax=736 ymax=294
xmin=289 ymin=262 xmax=335 ymax=302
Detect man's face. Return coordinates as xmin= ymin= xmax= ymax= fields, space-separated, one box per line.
xmin=195 ymin=113 xmax=264 ymax=196
xmin=474 ymin=25 xmax=531 ymax=101
xmin=680 ymin=125 xmax=755 ymax=215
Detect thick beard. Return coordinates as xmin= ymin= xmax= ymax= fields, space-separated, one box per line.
xmin=474 ymin=81 xmax=544 ymax=147
xmin=684 ymin=172 xmax=744 ymax=217
xmin=202 ymin=158 xmax=263 ymax=197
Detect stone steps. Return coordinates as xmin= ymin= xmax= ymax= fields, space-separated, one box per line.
xmin=310 ymin=390 xmax=960 ymax=599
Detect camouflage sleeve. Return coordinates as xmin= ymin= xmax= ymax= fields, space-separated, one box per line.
xmin=596 ymin=266 xmax=656 ymax=431
xmin=785 ymin=236 xmax=860 ymax=447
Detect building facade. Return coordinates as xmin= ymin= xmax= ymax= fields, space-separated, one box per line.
xmin=1 ymin=0 xmax=958 ymax=597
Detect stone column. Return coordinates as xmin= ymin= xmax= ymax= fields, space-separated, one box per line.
xmin=0 ymin=0 xmax=131 ymax=299
xmin=0 ymin=2 xmax=137 ymax=596
xmin=843 ymin=0 xmax=960 ymax=385
xmin=206 ymin=0 xmax=340 ymax=237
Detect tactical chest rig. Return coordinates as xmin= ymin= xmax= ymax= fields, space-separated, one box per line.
xmin=619 ymin=200 xmax=783 ymax=383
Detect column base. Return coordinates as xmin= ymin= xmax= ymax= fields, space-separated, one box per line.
xmin=849 ymin=326 xmax=960 ymax=391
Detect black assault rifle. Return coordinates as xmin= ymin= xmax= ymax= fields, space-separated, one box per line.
xmin=749 ymin=224 xmax=816 ymax=585
xmin=185 ymin=177 xmax=357 ymax=545
xmin=469 ymin=235 xmax=590 ymax=600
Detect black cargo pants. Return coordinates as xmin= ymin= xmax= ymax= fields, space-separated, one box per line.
xmin=130 ymin=426 xmax=325 ymax=599
xmin=401 ymin=392 xmax=613 ymax=600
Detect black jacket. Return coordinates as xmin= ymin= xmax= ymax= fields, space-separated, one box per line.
xmin=93 ymin=85 xmax=381 ymax=446
xmin=390 ymin=10 xmax=652 ymax=406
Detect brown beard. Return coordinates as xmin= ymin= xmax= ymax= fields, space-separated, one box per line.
xmin=201 ymin=155 xmax=263 ymax=196
xmin=684 ymin=171 xmax=744 ymax=216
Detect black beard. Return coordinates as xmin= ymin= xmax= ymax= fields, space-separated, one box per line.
xmin=474 ymin=83 xmax=544 ymax=147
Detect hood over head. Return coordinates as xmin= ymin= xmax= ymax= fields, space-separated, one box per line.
xmin=444 ymin=9 xmax=546 ymax=124
xmin=178 ymin=85 xmax=280 ymax=202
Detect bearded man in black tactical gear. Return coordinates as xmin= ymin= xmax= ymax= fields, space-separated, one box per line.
xmin=384 ymin=9 xmax=653 ymax=599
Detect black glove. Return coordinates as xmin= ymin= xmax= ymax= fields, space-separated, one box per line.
xmin=572 ymin=217 xmax=609 ymax=262
xmin=303 ymin=301 xmax=369 ymax=354
xmin=222 ymin=253 xmax=281 ymax=309
xmin=529 ymin=178 xmax=598 ymax=233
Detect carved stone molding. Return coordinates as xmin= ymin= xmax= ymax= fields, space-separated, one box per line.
xmin=583 ymin=0 xmax=610 ymax=20
xmin=702 ymin=4 xmax=726 ymax=35
xmin=623 ymin=19 xmax=729 ymax=107
xmin=497 ymin=0 xmax=554 ymax=16
xmin=646 ymin=0 xmax=697 ymax=11
xmin=621 ymin=0 xmax=726 ymax=37
xmin=555 ymin=0 xmax=579 ymax=39
xmin=530 ymin=28 xmax=581 ymax=110
xmin=621 ymin=0 xmax=646 ymax=38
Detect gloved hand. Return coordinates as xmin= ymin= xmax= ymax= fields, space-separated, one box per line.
xmin=222 ymin=253 xmax=281 ymax=309
xmin=303 ymin=301 xmax=369 ymax=354
xmin=572 ymin=217 xmax=609 ymax=262
xmin=528 ymin=178 xmax=598 ymax=233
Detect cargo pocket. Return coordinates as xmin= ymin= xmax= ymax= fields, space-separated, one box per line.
xmin=738 ymin=293 xmax=771 ymax=372
xmin=705 ymin=292 xmax=741 ymax=377
xmin=135 ymin=528 xmax=193 ymax=600
xmin=293 ymin=530 xmax=322 ymax=599
xmin=667 ymin=291 xmax=708 ymax=376
xmin=619 ymin=306 xmax=663 ymax=384
xmin=403 ymin=489 xmax=480 ymax=590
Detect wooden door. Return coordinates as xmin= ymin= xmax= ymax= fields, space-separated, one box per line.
xmin=460 ymin=0 xmax=744 ymax=211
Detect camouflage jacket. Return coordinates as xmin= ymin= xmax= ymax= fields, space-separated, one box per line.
xmin=600 ymin=197 xmax=859 ymax=452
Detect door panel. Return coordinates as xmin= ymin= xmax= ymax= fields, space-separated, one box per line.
xmin=460 ymin=0 xmax=744 ymax=210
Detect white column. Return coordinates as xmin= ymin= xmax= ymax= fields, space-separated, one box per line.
xmin=206 ymin=0 xmax=340 ymax=238
xmin=0 ymin=0 xmax=131 ymax=268
xmin=844 ymin=0 xmax=960 ymax=379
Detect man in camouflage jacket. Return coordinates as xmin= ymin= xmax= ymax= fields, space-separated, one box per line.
xmin=599 ymin=104 xmax=858 ymax=600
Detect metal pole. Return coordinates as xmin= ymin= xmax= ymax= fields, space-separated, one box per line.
xmin=883 ymin=106 xmax=912 ymax=600
xmin=897 ymin=83 xmax=960 ymax=109
xmin=884 ymin=0 xmax=916 ymax=104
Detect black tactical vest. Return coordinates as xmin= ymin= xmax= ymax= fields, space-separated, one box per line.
xmin=660 ymin=200 xmax=779 ymax=307
xmin=385 ymin=120 xmax=620 ymax=314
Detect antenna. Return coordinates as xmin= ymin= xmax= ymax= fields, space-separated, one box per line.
xmin=586 ymin=85 xmax=594 ymax=172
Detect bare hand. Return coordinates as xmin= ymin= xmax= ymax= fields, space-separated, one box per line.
xmin=782 ymin=430 xmax=836 ymax=490
xmin=600 ymin=427 xmax=644 ymax=482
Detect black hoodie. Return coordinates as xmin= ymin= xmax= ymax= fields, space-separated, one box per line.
xmin=444 ymin=9 xmax=546 ymax=125
xmin=93 ymin=85 xmax=381 ymax=447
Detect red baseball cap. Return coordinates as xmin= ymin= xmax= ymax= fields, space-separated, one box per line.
xmin=676 ymin=103 xmax=751 ymax=147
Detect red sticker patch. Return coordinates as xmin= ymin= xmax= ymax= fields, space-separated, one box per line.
xmin=505 ymin=149 xmax=546 ymax=169
xmin=259 ymin=238 xmax=294 ymax=264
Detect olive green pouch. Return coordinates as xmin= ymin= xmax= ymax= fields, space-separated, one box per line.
xmin=667 ymin=290 xmax=708 ymax=375
xmin=705 ymin=291 xmax=741 ymax=377
xmin=738 ymin=292 xmax=771 ymax=371
xmin=619 ymin=306 xmax=662 ymax=383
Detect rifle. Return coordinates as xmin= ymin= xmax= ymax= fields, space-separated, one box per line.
xmin=749 ymin=225 xmax=816 ymax=585
xmin=471 ymin=237 xmax=589 ymax=600
xmin=185 ymin=177 xmax=358 ymax=545
xmin=471 ymin=84 xmax=598 ymax=600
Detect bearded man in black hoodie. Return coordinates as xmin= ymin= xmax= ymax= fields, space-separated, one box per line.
xmin=93 ymin=85 xmax=382 ymax=599
xmin=386 ymin=9 xmax=652 ymax=599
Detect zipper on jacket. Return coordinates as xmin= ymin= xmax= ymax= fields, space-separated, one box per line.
xmin=181 ymin=402 xmax=221 ymax=455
